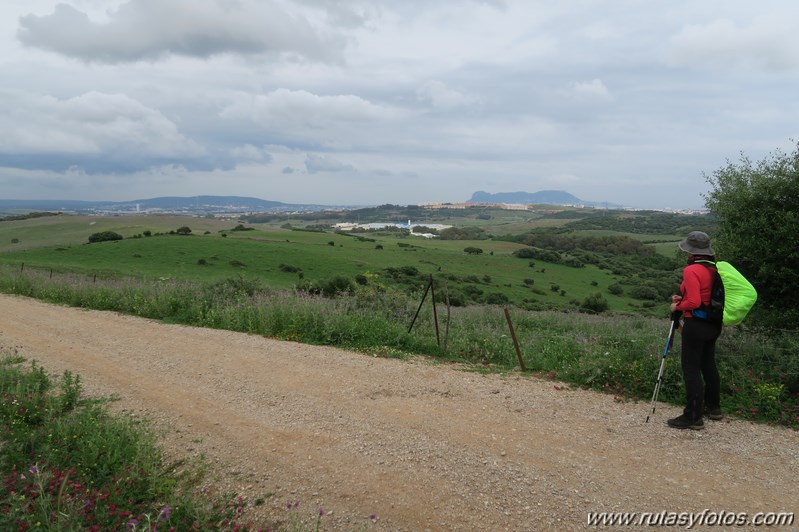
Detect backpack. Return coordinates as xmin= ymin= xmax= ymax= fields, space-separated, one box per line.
xmin=692 ymin=260 xmax=758 ymax=326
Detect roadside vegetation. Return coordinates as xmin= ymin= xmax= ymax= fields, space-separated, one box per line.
xmin=0 ymin=265 xmax=796 ymax=429
xmin=0 ymin=351 xmax=269 ymax=530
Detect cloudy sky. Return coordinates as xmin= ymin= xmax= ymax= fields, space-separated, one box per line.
xmin=1 ymin=1 xmax=797 ymax=209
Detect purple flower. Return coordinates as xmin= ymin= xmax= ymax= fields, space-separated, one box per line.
xmin=126 ymin=518 xmax=138 ymax=531
xmin=318 ymin=507 xmax=326 ymax=517
xmin=369 ymin=513 xmax=378 ymax=523
xmin=28 ymin=465 xmax=38 ymax=475
xmin=160 ymin=506 xmax=172 ymax=521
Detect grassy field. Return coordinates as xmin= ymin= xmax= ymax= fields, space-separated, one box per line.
xmin=0 ymin=215 xmax=659 ymax=314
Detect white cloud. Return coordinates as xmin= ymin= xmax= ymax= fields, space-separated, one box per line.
xmin=416 ymin=80 xmax=474 ymax=109
xmin=572 ymin=79 xmax=610 ymax=99
xmin=0 ymin=90 xmax=204 ymax=172
xmin=220 ymin=88 xmax=401 ymax=148
xmin=17 ymin=0 xmax=345 ymax=63
xmin=230 ymin=144 xmax=272 ymax=162
xmin=669 ymin=15 xmax=799 ymax=71
xmin=304 ymin=153 xmax=355 ymax=173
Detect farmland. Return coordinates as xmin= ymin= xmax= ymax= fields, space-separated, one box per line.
xmin=0 ymin=207 xmax=697 ymax=315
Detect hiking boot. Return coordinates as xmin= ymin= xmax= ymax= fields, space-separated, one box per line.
xmin=667 ymin=414 xmax=704 ymax=430
xmin=704 ymin=407 xmax=723 ymax=421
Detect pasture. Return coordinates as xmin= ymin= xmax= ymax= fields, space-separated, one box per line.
xmin=0 ymin=213 xmax=664 ymax=314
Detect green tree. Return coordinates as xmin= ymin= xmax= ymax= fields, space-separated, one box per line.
xmin=88 ymin=231 xmax=123 ymax=243
xmin=175 ymin=226 xmax=192 ymax=235
xmin=463 ymin=246 xmax=484 ymax=255
xmin=703 ymin=141 xmax=799 ymax=327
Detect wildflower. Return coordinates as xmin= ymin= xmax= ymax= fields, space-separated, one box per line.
xmin=126 ymin=518 xmax=139 ymax=531
xmin=319 ymin=507 xmax=326 ymax=517
xmin=160 ymin=506 xmax=172 ymax=521
xmin=28 ymin=465 xmax=38 ymax=475
xmin=369 ymin=513 xmax=379 ymax=523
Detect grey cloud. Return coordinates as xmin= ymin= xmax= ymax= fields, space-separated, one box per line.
xmin=17 ymin=0 xmax=345 ymax=63
xmin=281 ymin=166 xmax=296 ymax=174
xmin=0 ymin=90 xmax=219 ymax=173
xmin=304 ymin=154 xmax=355 ymax=174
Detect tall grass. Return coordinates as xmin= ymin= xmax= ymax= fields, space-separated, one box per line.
xmin=0 ymin=264 xmax=796 ymax=428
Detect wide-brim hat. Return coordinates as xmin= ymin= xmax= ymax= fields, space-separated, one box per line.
xmin=678 ymin=231 xmax=715 ymax=256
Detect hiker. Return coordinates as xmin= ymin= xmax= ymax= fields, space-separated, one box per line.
xmin=667 ymin=231 xmax=723 ymax=430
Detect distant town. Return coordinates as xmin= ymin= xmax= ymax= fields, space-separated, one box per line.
xmin=0 ymin=194 xmax=709 ymax=219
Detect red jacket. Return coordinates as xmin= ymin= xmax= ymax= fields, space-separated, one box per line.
xmin=675 ymin=263 xmax=715 ymax=318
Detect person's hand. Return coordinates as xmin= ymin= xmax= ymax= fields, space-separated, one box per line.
xmin=671 ymin=295 xmax=682 ymax=303
xmin=670 ymin=302 xmax=679 ymax=313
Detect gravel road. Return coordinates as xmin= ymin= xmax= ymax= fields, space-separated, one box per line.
xmin=1 ymin=294 xmax=797 ymax=531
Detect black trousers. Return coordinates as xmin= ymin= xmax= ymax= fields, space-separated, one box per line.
xmin=680 ymin=318 xmax=723 ymax=420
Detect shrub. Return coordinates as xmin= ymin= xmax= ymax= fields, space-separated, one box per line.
xmin=581 ymin=292 xmax=609 ymax=313
xmin=11 ymin=238 xmax=19 ymax=244
xmin=88 ymin=231 xmax=123 ymax=243
xmin=485 ymin=292 xmax=509 ymax=305
xmin=279 ymin=264 xmax=301 ymax=273
xmin=608 ymin=283 xmax=624 ymax=295
xmin=320 ymin=275 xmax=355 ymax=297
xmin=514 ymin=248 xmax=536 ymax=259
xmin=463 ymin=246 xmax=483 ymax=255
xmin=629 ymin=285 xmax=659 ymax=300
xmin=175 ymin=226 xmax=192 ymax=235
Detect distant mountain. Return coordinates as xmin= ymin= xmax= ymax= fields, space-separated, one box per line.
xmin=0 ymin=196 xmax=349 ymax=213
xmin=467 ymin=190 xmax=617 ymax=207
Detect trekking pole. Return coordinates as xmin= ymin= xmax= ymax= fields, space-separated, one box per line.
xmin=645 ymin=311 xmax=682 ymax=423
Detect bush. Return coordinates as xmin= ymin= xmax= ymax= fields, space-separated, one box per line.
xmin=175 ymin=226 xmax=192 ymax=235
xmin=320 ymin=275 xmax=355 ymax=297
xmin=581 ymin=292 xmax=609 ymax=313
xmin=629 ymin=285 xmax=660 ymax=301
xmin=88 ymin=231 xmax=123 ymax=243
xmin=463 ymin=246 xmax=483 ymax=255
xmin=485 ymin=292 xmax=509 ymax=305
xmin=608 ymin=283 xmax=624 ymax=295
xmin=279 ymin=264 xmax=301 ymax=273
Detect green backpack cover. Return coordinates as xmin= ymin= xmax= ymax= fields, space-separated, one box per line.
xmin=695 ymin=260 xmax=758 ymax=326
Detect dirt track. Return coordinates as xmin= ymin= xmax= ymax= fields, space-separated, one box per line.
xmin=1 ymin=293 xmax=797 ymax=531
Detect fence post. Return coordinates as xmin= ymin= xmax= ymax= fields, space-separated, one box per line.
xmin=503 ymin=308 xmax=527 ymax=372
xmin=429 ymin=274 xmax=440 ymax=346
xmin=408 ymin=277 xmax=432 ymax=333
